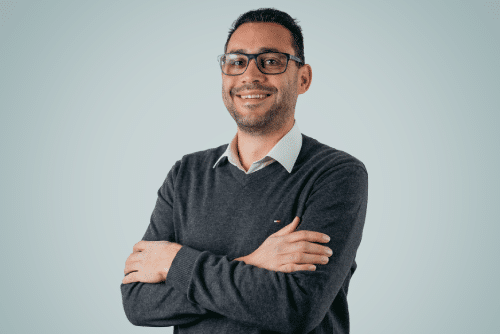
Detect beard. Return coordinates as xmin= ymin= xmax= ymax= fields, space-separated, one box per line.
xmin=222 ymin=82 xmax=297 ymax=136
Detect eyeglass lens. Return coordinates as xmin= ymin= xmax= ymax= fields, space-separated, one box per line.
xmin=221 ymin=53 xmax=288 ymax=75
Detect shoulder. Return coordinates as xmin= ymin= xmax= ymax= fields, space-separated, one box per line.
xmin=299 ymin=134 xmax=368 ymax=177
xmin=169 ymin=143 xmax=228 ymax=176
xmin=158 ymin=143 xmax=228 ymax=193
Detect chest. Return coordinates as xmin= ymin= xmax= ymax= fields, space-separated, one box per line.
xmin=173 ymin=177 xmax=302 ymax=258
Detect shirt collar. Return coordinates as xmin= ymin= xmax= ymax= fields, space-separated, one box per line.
xmin=213 ymin=120 xmax=302 ymax=173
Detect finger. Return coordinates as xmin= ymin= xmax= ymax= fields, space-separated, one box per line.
xmin=274 ymin=216 xmax=300 ymax=236
xmin=287 ymin=230 xmax=330 ymax=244
xmin=133 ymin=241 xmax=144 ymax=252
xmin=280 ymin=252 xmax=329 ymax=266
xmin=124 ymin=265 xmax=138 ymax=275
xmin=288 ymin=240 xmax=333 ymax=256
xmin=125 ymin=253 xmax=139 ymax=266
xmin=122 ymin=272 xmax=139 ymax=284
xmin=302 ymin=241 xmax=333 ymax=256
xmin=124 ymin=261 xmax=141 ymax=275
xmin=279 ymin=263 xmax=316 ymax=273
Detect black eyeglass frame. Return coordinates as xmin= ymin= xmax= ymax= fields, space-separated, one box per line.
xmin=217 ymin=51 xmax=304 ymax=76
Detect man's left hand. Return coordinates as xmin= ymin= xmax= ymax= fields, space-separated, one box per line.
xmin=122 ymin=240 xmax=183 ymax=284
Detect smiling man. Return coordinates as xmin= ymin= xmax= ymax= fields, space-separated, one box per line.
xmin=121 ymin=8 xmax=368 ymax=334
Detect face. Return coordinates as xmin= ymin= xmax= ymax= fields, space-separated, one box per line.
xmin=221 ymin=22 xmax=309 ymax=136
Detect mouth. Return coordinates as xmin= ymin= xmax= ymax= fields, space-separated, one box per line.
xmin=235 ymin=93 xmax=272 ymax=103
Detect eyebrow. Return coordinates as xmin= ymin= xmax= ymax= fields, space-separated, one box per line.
xmin=227 ymin=47 xmax=282 ymax=54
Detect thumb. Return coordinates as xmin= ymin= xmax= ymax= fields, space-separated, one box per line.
xmin=274 ymin=216 xmax=301 ymax=236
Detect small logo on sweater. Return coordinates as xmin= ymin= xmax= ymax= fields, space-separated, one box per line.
xmin=274 ymin=220 xmax=281 ymax=223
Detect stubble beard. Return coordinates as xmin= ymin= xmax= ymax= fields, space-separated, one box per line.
xmin=222 ymin=83 xmax=297 ymax=137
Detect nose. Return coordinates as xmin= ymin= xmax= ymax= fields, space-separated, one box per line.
xmin=240 ymin=58 xmax=266 ymax=82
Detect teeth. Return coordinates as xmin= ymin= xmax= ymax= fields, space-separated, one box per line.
xmin=240 ymin=94 xmax=268 ymax=99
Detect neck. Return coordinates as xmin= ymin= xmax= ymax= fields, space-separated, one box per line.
xmin=236 ymin=118 xmax=295 ymax=172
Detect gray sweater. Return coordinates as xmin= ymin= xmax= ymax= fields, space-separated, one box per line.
xmin=121 ymin=133 xmax=369 ymax=333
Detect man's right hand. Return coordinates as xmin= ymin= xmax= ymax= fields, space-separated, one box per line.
xmin=235 ymin=216 xmax=332 ymax=273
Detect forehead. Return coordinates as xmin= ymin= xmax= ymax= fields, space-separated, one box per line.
xmin=227 ymin=22 xmax=294 ymax=54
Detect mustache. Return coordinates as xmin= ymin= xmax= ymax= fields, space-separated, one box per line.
xmin=232 ymin=84 xmax=276 ymax=95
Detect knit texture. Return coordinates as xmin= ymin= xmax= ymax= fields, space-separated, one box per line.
xmin=121 ymin=133 xmax=368 ymax=333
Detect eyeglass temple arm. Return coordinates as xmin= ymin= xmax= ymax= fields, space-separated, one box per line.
xmin=289 ymin=54 xmax=303 ymax=64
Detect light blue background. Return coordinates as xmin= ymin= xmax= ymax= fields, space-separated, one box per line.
xmin=1 ymin=1 xmax=499 ymax=333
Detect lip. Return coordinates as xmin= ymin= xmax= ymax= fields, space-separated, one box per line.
xmin=236 ymin=91 xmax=272 ymax=97
xmin=236 ymin=93 xmax=272 ymax=104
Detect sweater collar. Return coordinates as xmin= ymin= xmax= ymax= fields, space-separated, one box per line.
xmin=213 ymin=120 xmax=302 ymax=174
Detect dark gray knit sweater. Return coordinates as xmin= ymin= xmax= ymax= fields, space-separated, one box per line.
xmin=121 ymin=133 xmax=368 ymax=333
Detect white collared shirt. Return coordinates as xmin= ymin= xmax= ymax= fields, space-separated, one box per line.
xmin=213 ymin=120 xmax=302 ymax=174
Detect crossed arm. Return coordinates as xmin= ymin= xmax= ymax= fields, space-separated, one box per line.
xmin=121 ymin=219 xmax=332 ymax=328
xmin=120 ymin=165 xmax=368 ymax=332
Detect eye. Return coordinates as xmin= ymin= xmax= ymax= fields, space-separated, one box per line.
xmin=229 ymin=57 xmax=246 ymax=67
xmin=262 ymin=57 xmax=284 ymax=66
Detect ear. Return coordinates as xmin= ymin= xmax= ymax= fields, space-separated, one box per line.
xmin=297 ymin=64 xmax=312 ymax=95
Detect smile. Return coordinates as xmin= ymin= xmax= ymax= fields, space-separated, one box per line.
xmin=236 ymin=94 xmax=272 ymax=103
xmin=239 ymin=94 xmax=270 ymax=99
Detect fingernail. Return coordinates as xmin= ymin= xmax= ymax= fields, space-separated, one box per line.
xmin=323 ymin=235 xmax=330 ymax=242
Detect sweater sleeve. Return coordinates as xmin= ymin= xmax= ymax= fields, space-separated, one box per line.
xmin=165 ymin=165 xmax=369 ymax=333
xmin=120 ymin=162 xmax=216 ymax=327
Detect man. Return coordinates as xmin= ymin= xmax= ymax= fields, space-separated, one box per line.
xmin=121 ymin=8 xmax=368 ymax=334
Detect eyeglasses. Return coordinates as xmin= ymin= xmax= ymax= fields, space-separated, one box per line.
xmin=217 ymin=51 xmax=303 ymax=76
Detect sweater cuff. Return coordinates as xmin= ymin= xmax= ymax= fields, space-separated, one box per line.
xmin=165 ymin=245 xmax=203 ymax=294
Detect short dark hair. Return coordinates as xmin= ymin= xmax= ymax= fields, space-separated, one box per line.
xmin=224 ymin=8 xmax=305 ymax=68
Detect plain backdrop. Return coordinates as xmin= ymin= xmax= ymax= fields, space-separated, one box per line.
xmin=1 ymin=0 xmax=499 ymax=333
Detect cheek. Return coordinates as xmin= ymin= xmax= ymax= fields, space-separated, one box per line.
xmin=221 ymin=82 xmax=232 ymax=98
xmin=222 ymin=88 xmax=231 ymax=101
xmin=281 ymin=79 xmax=296 ymax=98
xmin=221 ymin=84 xmax=233 ymax=106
